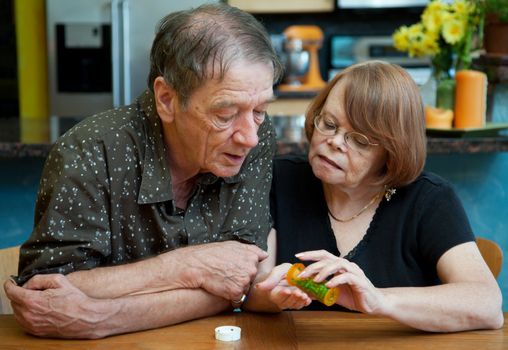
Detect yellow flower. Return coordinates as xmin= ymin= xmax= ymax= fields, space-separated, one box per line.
xmin=423 ymin=0 xmax=447 ymax=15
xmin=450 ymin=0 xmax=470 ymax=18
xmin=392 ymin=0 xmax=481 ymax=74
xmin=420 ymin=31 xmax=440 ymax=56
xmin=393 ymin=26 xmax=410 ymax=51
xmin=442 ymin=16 xmax=466 ymax=44
xmin=421 ymin=0 xmax=447 ymax=32
xmin=391 ymin=0 xmax=479 ymax=72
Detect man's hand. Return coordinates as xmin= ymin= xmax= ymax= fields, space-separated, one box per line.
xmin=4 ymin=275 xmax=118 ymax=339
xmin=176 ymin=241 xmax=268 ymax=303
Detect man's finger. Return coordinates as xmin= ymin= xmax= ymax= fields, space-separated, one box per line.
xmin=243 ymin=244 xmax=269 ymax=260
xmin=23 ymin=274 xmax=66 ymax=290
xmin=4 ymin=280 xmax=34 ymax=304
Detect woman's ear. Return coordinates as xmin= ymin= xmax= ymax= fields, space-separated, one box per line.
xmin=153 ymin=76 xmax=176 ymax=123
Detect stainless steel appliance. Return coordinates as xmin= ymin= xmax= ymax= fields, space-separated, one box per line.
xmin=46 ymin=0 xmax=213 ymax=139
xmin=281 ymin=39 xmax=310 ymax=86
xmin=329 ymin=35 xmax=432 ymax=85
xmin=276 ymin=25 xmax=326 ymax=92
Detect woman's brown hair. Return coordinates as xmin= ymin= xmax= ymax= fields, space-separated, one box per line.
xmin=305 ymin=60 xmax=426 ymax=188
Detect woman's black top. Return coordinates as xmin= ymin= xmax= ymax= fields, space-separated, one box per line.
xmin=270 ymin=154 xmax=475 ymax=311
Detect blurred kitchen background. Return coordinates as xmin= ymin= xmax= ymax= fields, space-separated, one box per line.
xmin=1 ymin=0 xmax=508 ymax=309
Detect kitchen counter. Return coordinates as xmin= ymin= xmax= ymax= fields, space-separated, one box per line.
xmin=3 ymin=134 xmax=508 ymax=158
xmin=2 ymin=117 xmax=508 ymax=158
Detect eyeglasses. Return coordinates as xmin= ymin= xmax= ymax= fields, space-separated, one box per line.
xmin=313 ymin=114 xmax=379 ymax=152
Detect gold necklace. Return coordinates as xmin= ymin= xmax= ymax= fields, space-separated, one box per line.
xmin=328 ymin=191 xmax=383 ymax=223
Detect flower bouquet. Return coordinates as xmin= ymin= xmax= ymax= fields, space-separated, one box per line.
xmin=392 ymin=0 xmax=482 ymax=111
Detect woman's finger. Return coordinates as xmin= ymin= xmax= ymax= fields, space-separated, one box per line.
xmin=298 ymin=258 xmax=345 ymax=279
xmin=256 ymin=263 xmax=291 ymax=291
xmin=295 ymin=249 xmax=337 ymax=262
xmin=325 ymin=271 xmax=364 ymax=289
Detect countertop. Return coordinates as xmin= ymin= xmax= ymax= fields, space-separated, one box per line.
xmin=2 ymin=117 xmax=508 ymax=158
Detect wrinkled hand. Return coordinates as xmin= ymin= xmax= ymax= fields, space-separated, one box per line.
xmin=179 ymin=241 xmax=268 ymax=303
xmin=296 ymin=250 xmax=385 ymax=314
xmin=256 ymin=263 xmax=312 ymax=310
xmin=4 ymin=274 xmax=115 ymax=339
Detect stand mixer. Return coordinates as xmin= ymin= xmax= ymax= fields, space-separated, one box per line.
xmin=277 ymin=25 xmax=326 ymax=92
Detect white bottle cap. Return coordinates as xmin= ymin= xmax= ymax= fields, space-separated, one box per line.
xmin=215 ymin=325 xmax=241 ymax=341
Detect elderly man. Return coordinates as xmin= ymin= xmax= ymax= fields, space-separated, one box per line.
xmin=4 ymin=3 xmax=283 ymax=338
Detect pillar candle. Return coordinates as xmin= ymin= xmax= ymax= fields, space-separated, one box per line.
xmin=425 ymin=106 xmax=453 ymax=129
xmin=454 ymin=70 xmax=487 ymax=129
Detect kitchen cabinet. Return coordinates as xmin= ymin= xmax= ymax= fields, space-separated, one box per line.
xmin=268 ymin=97 xmax=313 ymax=116
xmin=227 ymin=0 xmax=334 ymax=13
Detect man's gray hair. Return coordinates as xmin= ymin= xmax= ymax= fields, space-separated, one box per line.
xmin=148 ymin=3 xmax=283 ymax=105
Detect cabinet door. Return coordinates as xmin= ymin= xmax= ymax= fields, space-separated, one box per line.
xmin=228 ymin=0 xmax=334 ymax=13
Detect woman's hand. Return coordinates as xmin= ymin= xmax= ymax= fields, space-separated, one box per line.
xmin=296 ymin=250 xmax=386 ymax=314
xmin=255 ymin=263 xmax=312 ymax=310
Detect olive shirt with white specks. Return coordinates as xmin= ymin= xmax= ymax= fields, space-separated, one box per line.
xmin=15 ymin=90 xmax=275 ymax=285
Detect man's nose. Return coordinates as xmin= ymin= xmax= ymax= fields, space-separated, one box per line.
xmin=233 ymin=114 xmax=259 ymax=148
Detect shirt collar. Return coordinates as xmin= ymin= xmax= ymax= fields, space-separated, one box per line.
xmin=137 ymin=90 xmax=174 ymax=205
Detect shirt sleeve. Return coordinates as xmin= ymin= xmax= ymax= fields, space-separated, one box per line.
xmin=219 ymin=118 xmax=276 ymax=251
xmin=16 ymin=134 xmax=112 ymax=285
xmin=416 ymin=179 xmax=475 ymax=268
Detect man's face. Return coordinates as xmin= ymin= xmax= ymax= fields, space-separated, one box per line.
xmin=170 ymin=60 xmax=275 ymax=178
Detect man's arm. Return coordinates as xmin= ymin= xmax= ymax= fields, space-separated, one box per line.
xmin=64 ymin=240 xmax=267 ymax=301
xmin=6 ymin=234 xmax=267 ymax=340
xmin=4 ymin=276 xmax=229 ymax=339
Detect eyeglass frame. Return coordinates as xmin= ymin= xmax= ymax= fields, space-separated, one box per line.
xmin=313 ymin=113 xmax=379 ymax=151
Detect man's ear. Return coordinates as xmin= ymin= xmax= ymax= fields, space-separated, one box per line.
xmin=153 ymin=76 xmax=177 ymax=123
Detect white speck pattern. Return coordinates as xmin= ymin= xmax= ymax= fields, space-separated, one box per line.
xmin=16 ymin=90 xmax=275 ymax=284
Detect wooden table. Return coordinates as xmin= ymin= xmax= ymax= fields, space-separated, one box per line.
xmin=0 ymin=311 xmax=506 ymax=349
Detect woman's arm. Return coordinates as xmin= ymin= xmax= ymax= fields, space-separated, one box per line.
xmin=297 ymin=243 xmax=504 ymax=332
xmin=380 ymin=242 xmax=503 ymax=332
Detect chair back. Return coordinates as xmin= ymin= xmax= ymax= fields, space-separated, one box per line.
xmin=0 ymin=246 xmax=20 ymax=314
xmin=476 ymin=237 xmax=503 ymax=278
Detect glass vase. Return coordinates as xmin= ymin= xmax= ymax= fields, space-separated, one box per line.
xmin=436 ymin=78 xmax=455 ymax=110
xmin=419 ymin=71 xmax=437 ymax=107
xmin=420 ymin=66 xmax=455 ymax=110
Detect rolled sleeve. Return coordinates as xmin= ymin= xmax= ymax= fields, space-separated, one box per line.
xmin=16 ymin=135 xmax=112 ymax=285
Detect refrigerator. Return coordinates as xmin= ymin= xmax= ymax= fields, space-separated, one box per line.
xmin=46 ymin=0 xmax=214 ymax=139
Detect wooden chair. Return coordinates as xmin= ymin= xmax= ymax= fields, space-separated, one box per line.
xmin=0 ymin=245 xmax=20 ymax=314
xmin=476 ymin=237 xmax=503 ymax=278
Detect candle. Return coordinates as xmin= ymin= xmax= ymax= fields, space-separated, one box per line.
xmin=425 ymin=106 xmax=453 ymax=129
xmin=454 ymin=70 xmax=487 ymax=129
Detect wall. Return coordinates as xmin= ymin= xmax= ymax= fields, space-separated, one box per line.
xmin=426 ymin=154 xmax=508 ymax=311
xmin=0 ymin=158 xmax=44 ymax=248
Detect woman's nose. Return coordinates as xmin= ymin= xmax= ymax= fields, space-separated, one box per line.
xmin=327 ymin=130 xmax=348 ymax=151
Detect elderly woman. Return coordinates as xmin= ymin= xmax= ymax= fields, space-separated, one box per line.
xmin=244 ymin=61 xmax=503 ymax=332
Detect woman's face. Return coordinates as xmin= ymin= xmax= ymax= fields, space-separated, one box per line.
xmin=308 ymin=82 xmax=387 ymax=190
